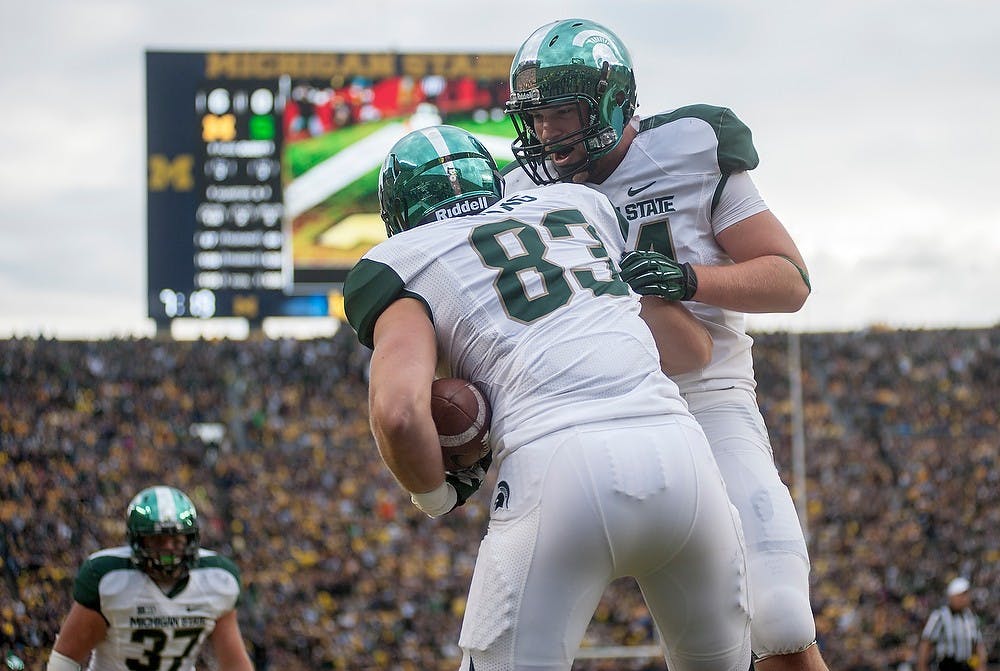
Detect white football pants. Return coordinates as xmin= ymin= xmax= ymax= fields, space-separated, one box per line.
xmin=684 ymin=388 xmax=816 ymax=659
xmin=457 ymin=414 xmax=751 ymax=671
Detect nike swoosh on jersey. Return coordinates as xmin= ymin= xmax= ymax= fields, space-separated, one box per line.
xmin=627 ymin=181 xmax=656 ymax=196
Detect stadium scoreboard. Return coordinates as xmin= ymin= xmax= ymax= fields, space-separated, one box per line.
xmin=146 ymin=50 xmax=514 ymax=326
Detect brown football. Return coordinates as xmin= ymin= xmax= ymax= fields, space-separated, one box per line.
xmin=430 ymin=377 xmax=492 ymax=470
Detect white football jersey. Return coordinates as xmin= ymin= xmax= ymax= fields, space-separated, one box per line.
xmin=504 ymin=105 xmax=769 ymax=393
xmin=345 ymin=182 xmax=690 ymax=461
xmin=72 ymin=546 xmax=241 ymax=671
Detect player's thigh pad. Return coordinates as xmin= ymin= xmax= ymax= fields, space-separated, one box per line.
xmin=684 ymin=388 xmax=808 ymax=559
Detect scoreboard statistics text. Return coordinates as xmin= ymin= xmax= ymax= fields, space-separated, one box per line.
xmin=146 ymin=51 xmax=514 ymax=326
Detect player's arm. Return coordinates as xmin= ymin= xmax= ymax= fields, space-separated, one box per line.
xmin=693 ymin=208 xmax=810 ymax=313
xmin=48 ymin=602 xmax=107 ymax=670
xmin=637 ymin=297 xmax=712 ymax=375
xmin=368 ymin=297 xmax=446 ymax=497
xmin=208 ymin=609 xmax=254 ymax=671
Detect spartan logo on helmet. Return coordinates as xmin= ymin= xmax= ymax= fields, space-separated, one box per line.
xmin=378 ymin=125 xmax=504 ymax=237
xmin=126 ymin=485 xmax=200 ymax=582
xmin=506 ymin=19 xmax=638 ymax=185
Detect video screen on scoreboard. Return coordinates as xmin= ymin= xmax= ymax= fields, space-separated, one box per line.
xmin=147 ymin=51 xmax=516 ymax=324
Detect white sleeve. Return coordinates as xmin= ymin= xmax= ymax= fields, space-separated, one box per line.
xmin=712 ymin=170 xmax=768 ymax=235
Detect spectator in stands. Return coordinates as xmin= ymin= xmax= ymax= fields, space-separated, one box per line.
xmin=1 ymin=327 xmax=998 ymax=670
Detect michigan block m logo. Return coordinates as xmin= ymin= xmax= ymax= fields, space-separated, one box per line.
xmin=149 ymin=154 xmax=194 ymax=191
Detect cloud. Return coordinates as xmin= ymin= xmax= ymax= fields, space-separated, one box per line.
xmin=2 ymin=1 xmax=999 ymax=337
xmin=750 ymin=225 xmax=1000 ymax=333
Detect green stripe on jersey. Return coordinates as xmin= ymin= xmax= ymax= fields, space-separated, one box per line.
xmin=344 ymin=258 xmax=407 ymax=349
xmin=72 ymin=551 xmax=244 ymax=610
xmin=73 ymin=553 xmax=132 ymax=610
xmin=639 ymin=104 xmax=759 ymax=173
xmin=197 ymin=553 xmax=242 ymax=589
xmin=640 ymin=104 xmax=759 ymax=214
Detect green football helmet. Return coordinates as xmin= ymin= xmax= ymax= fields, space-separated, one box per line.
xmin=506 ymin=19 xmax=637 ymax=184
xmin=379 ymin=125 xmax=503 ymax=236
xmin=126 ymin=485 xmax=200 ymax=580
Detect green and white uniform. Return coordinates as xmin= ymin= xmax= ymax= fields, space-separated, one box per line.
xmin=506 ymin=106 xmax=817 ymax=658
xmin=345 ymin=182 xmax=752 ymax=671
xmin=505 ymin=104 xmax=768 ymax=395
xmin=346 ymin=182 xmax=691 ymax=462
xmin=71 ymin=547 xmax=241 ymax=671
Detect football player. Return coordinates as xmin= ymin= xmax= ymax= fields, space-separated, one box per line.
xmin=46 ymin=486 xmax=253 ymax=671
xmin=344 ymin=124 xmax=751 ymax=671
xmin=504 ymin=18 xmax=825 ymax=671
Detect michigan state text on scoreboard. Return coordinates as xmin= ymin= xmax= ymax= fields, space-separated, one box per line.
xmin=146 ymin=51 xmax=515 ymax=325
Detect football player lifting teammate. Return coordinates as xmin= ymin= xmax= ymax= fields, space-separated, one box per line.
xmin=503 ymin=18 xmax=822 ymax=671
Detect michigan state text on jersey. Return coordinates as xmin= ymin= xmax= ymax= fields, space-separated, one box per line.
xmin=46 ymin=486 xmax=253 ymax=671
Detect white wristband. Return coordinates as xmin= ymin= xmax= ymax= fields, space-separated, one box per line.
xmin=410 ymin=481 xmax=457 ymax=518
xmin=47 ymin=651 xmax=81 ymax=671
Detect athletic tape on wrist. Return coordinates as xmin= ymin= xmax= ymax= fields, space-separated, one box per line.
xmin=47 ymin=651 xmax=81 ymax=671
xmin=410 ymin=481 xmax=457 ymax=518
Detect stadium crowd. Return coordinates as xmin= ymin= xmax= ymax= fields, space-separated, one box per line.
xmin=1 ymin=325 xmax=997 ymax=670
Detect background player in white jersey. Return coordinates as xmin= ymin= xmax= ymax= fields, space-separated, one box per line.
xmin=46 ymin=486 xmax=253 ymax=671
xmin=503 ymin=18 xmax=826 ymax=671
xmin=343 ymin=124 xmax=751 ymax=671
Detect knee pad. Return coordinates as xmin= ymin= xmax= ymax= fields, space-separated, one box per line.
xmin=749 ymin=553 xmax=816 ymax=658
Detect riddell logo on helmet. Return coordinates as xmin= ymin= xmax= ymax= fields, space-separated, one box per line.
xmin=511 ymin=88 xmax=541 ymax=103
xmin=434 ymin=196 xmax=490 ymax=221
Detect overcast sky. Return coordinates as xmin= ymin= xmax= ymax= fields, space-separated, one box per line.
xmin=2 ymin=0 xmax=998 ymax=339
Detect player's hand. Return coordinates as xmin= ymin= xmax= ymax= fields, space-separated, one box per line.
xmin=445 ymin=452 xmax=493 ymax=509
xmin=411 ymin=454 xmax=492 ymax=518
xmin=619 ymin=250 xmax=698 ymax=301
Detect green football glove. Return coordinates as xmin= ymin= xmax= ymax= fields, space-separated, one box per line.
xmin=445 ymin=452 xmax=493 ymax=509
xmin=619 ymin=250 xmax=698 ymax=301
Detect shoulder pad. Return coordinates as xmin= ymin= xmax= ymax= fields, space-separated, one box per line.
xmin=639 ymin=104 xmax=759 ymax=173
